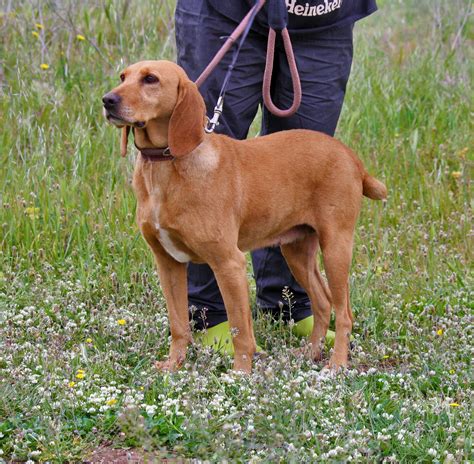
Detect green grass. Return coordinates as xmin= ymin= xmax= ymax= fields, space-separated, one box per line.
xmin=0 ymin=0 xmax=473 ymax=462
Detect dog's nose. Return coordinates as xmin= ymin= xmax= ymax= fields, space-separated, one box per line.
xmin=102 ymin=92 xmax=121 ymax=108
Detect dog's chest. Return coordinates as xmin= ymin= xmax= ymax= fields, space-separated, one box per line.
xmin=155 ymin=217 xmax=191 ymax=264
xmin=139 ymin=201 xmax=192 ymax=264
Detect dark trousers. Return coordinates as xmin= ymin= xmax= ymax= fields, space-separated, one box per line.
xmin=175 ymin=0 xmax=354 ymax=330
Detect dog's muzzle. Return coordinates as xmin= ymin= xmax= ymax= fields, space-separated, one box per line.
xmin=102 ymin=92 xmax=145 ymax=128
xmin=102 ymin=92 xmax=121 ymax=110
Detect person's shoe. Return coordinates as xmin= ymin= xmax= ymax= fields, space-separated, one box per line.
xmin=194 ymin=321 xmax=264 ymax=355
xmin=292 ymin=316 xmax=336 ymax=347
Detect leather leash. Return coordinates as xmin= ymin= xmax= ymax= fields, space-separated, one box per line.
xmin=198 ymin=0 xmax=301 ymax=133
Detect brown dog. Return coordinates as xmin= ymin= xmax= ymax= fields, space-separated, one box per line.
xmin=102 ymin=60 xmax=387 ymax=373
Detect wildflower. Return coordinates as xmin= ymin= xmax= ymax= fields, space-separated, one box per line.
xmin=107 ymin=398 xmax=117 ymax=406
xmin=458 ymin=147 xmax=468 ymax=159
xmin=117 ymin=319 xmax=126 ymax=325
xmin=76 ymin=34 xmax=86 ymax=41
xmin=40 ymin=63 xmax=49 ymax=70
xmin=68 ymin=381 xmax=76 ymax=388
xmin=76 ymin=369 xmax=85 ymax=379
xmin=35 ymin=23 xmax=44 ymax=29
xmin=449 ymin=402 xmax=460 ymax=407
xmin=25 ymin=206 xmax=40 ymax=219
xmin=451 ymin=171 xmax=461 ymax=179
xmin=86 ymin=338 xmax=93 ymax=343
xmin=32 ymin=31 xmax=40 ymax=39
xmin=382 ymin=355 xmax=390 ymax=359
xmin=436 ymin=329 xmax=443 ymax=336
xmin=449 ymin=369 xmax=455 ymax=374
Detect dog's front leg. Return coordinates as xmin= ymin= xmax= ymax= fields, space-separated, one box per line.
xmin=143 ymin=232 xmax=192 ymax=372
xmin=210 ymin=250 xmax=257 ymax=373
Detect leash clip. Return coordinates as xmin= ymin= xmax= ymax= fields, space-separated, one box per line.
xmin=205 ymin=96 xmax=224 ymax=133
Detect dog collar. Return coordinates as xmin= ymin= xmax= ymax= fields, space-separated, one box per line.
xmin=131 ymin=128 xmax=175 ymax=162
xmin=137 ymin=146 xmax=174 ymax=162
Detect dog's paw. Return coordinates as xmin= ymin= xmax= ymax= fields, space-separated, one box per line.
xmin=232 ymin=353 xmax=253 ymax=374
xmin=155 ymin=359 xmax=180 ymax=372
xmin=326 ymin=355 xmax=348 ymax=371
xmin=292 ymin=343 xmax=323 ymax=362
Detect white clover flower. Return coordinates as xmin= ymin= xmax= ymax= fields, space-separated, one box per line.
xmin=145 ymin=404 xmax=158 ymax=416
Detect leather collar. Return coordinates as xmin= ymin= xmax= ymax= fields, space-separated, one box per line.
xmin=132 ymin=128 xmax=175 ymax=162
xmin=137 ymin=146 xmax=174 ymax=162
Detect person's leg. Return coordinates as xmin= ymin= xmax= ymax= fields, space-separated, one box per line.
xmin=175 ymin=0 xmax=266 ymax=331
xmin=252 ymin=25 xmax=354 ymax=334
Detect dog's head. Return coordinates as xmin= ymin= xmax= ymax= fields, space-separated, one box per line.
xmin=102 ymin=60 xmax=206 ymax=156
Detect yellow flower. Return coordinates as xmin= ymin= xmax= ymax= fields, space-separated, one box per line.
xmin=458 ymin=147 xmax=468 ymax=159
xmin=68 ymin=381 xmax=76 ymax=388
xmin=436 ymin=329 xmax=443 ymax=336
xmin=451 ymin=171 xmax=462 ymax=179
xmin=449 ymin=402 xmax=460 ymax=408
xmin=117 ymin=319 xmax=126 ymax=326
xmin=76 ymin=369 xmax=85 ymax=379
xmin=25 ymin=206 xmax=40 ymax=219
xmin=139 ymin=386 xmax=144 ymax=391
xmin=86 ymin=338 xmax=93 ymax=343
xmin=35 ymin=23 xmax=44 ymax=29
xmin=76 ymin=34 xmax=86 ymax=41
xmin=32 ymin=31 xmax=40 ymax=39
xmin=40 ymin=63 xmax=49 ymax=70
xmin=449 ymin=369 xmax=455 ymax=374
xmin=382 ymin=355 xmax=390 ymax=359
xmin=106 ymin=398 xmax=117 ymax=406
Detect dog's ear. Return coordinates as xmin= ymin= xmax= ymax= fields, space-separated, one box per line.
xmin=168 ymin=78 xmax=206 ymax=157
xmin=120 ymin=126 xmax=130 ymax=157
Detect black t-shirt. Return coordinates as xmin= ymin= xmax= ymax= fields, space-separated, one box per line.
xmin=207 ymin=0 xmax=377 ymax=34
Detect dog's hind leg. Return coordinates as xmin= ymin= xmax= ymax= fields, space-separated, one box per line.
xmin=209 ymin=249 xmax=257 ymax=373
xmin=319 ymin=228 xmax=354 ymax=369
xmin=281 ymin=234 xmax=332 ymax=361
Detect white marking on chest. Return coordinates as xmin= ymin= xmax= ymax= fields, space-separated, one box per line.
xmin=154 ymin=221 xmax=191 ymax=263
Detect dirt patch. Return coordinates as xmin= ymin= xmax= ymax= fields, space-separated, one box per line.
xmin=83 ymin=446 xmax=187 ymax=464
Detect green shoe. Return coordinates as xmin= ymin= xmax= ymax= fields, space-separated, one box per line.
xmin=292 ymin=316 xmax=336 ymax=347
xmin=194 ymin=321 xmax=263 ymax=355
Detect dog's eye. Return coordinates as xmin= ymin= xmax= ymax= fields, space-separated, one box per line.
xmin=119 ymin=73 xmax=125 ymax=82
xmin=143 ymin=74 xmax=159 ymax=84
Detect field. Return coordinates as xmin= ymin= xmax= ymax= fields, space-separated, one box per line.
xmin=0 ymin=0 xmax=472 ymax=462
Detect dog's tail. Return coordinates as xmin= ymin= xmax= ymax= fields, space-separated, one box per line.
xmin=362 ymin=173 xmax=387 ymax=200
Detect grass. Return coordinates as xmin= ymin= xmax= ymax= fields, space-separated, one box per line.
xmin=0 ymin=0 xmax=473 ymax=462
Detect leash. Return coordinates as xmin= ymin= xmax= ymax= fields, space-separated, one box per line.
xmin=199 ymin=0 xmax=265 ymax=133
xmin=263 ymin=28 xmax=301 ymax=117
xmin=196 ymin=0 xmax=301 ymax=133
